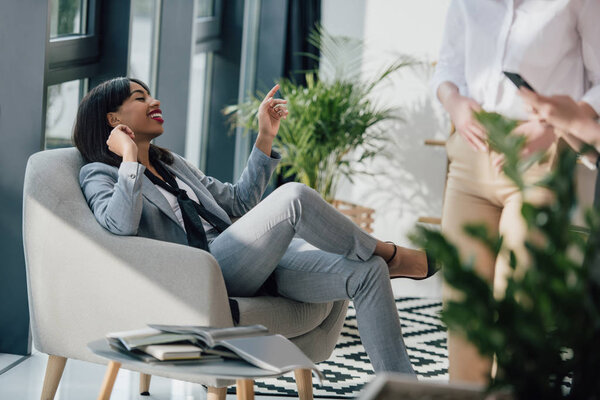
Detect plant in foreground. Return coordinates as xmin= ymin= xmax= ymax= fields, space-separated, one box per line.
xmin=412 ymin=111 xmax=600 ymax=399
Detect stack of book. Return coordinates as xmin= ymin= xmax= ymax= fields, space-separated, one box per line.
xmin=106 ymin=324 xmax=324 ymax=381
xmin=107 ymin=324 xmax=268 ymax=363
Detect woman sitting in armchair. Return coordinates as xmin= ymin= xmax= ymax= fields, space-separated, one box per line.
xmin=75 ymin=77 xmax=436 ymax=374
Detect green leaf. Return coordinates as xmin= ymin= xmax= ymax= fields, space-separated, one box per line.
xmin=411 ymin=119 xmax=600 ymax=397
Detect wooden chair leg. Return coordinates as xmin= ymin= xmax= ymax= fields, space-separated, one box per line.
xmin=236 ymin=379 xmax=254 ymax=400
xmin=139 ymin=373 xmax=151 ymax=395
xmin=207 ymin=386 xmax=227 ymax=400
xmin=97 ymin=361 xmax=121 ymax=400
xmin=294 ymin=369 xmax=314 ymax=400
xmin=41 ymin=355 xmax=67 ymax=400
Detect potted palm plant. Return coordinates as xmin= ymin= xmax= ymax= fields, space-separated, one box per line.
xmin=225 ymin=29 xmax=414 ymax=227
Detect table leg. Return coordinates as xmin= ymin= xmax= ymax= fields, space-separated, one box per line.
xmin=236 ymin=379 xmax=254 ymax=400
xmin=139 ymin=373 xmax=151 ymax=395
xmin=207 ymin=386 xmax=227 ymax=400
xmin=97 ymin=361 xmax=121 ymax=400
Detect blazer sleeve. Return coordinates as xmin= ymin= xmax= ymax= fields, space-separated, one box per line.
xmin=181 ymin=146 xmax=281 ymax=217
xmin=79 ymin=161 xmax=146 ymax=235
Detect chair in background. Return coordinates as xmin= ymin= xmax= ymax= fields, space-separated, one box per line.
xmin=23 ymin=147 xmax=348 ymax=400
xmin=331 ymin=199 xmax=375 ymax=233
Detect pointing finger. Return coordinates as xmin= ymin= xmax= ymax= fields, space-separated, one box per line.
xmin=263 ymin=84 xmax=280 ymax=102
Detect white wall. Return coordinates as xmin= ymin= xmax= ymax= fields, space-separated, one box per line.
xmin=322 ymin=0 xmax=451 ymax=297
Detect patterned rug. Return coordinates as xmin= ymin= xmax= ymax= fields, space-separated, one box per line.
xmin=250 ymin=297 xmax=448 ymax=398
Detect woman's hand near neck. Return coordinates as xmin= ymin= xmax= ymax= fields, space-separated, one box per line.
xmin=107 ymin=124 xmax=138 ymax=162
xmin=105 ymin=124 xmax=155 ymax=173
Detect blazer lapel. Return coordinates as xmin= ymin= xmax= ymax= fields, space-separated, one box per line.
xmin=141 ymin=175 xmax=184 ymax=229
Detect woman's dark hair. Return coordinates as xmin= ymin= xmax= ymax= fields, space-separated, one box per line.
xmin=73 ymin=77 xmax=173 ymax=167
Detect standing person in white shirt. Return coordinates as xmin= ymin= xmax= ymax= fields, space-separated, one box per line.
xmin=431 ymin=0 xmax=600 ymax=384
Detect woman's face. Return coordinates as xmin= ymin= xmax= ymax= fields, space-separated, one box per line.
xmin=107 ymin=82 xmax=164 ymax=138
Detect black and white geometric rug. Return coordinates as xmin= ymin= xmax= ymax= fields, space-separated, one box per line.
xmin=252 ymin=297 xmax=448 ymax=398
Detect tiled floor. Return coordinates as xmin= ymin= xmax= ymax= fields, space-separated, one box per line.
xmin=0 ymin=351 xmax=302 ymax=400
xmin=0 ymin=353 xmax=28 ymax=375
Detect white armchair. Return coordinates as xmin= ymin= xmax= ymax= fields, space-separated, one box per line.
xmin=23 ymin=148 xmax=348 ymax=399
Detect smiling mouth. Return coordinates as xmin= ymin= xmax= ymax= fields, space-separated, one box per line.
xmin=148 ymin=109 xmax=164 ymax=123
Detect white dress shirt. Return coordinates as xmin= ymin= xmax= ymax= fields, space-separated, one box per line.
xmin=431 ymin=0 xmax=600 ymax=120
xmin=155 ymin=176 xmax=215 ymax=235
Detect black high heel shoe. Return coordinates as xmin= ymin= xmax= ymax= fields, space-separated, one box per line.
xmin=385 ymin=242 xmax=440 ymax=280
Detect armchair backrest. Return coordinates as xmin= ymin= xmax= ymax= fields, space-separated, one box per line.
xmin=23 ymin=148 xmax=104 ymax=356
xmin=23 ymin=148 xmax=234 ymax=362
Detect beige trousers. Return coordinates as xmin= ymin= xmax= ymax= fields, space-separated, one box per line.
xmin=441 ymin=132 xmax=554 ymax=384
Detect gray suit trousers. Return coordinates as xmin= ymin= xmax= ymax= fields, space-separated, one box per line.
xmin=209 ymin=182 xmax=415 ymax=374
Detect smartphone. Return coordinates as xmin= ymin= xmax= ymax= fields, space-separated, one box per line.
xmin=503 ymin=71 xmax=536 ymax=92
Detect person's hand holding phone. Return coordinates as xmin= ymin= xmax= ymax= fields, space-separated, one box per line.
xmin=503 ymin=71 xmax=536 ymax=92
xmin=491 ymin=119 xmax=556 ymax=174
xmin=513 ymin=119 xmax=556 ymax=158
xmin=519 ymin=88 xmax=589 ymax=134
xmin=519 ymin=87 xmax=600 ymax=165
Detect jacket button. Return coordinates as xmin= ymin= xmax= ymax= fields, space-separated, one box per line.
xmin=129 ymin=174 xmax=136 ymax=179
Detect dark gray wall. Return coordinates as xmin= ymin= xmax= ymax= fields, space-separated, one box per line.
xmin=0 ymin=0 xmax=50 ymax=355
xmin=255 ymin=0 xmax=288 ymax=93
xmin=204 ymin=0 xmax=246 ymax=182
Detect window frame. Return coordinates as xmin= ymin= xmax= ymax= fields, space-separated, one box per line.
xmin=46 ymin=0 xmax=101 ymax=85
xmin=193 ymin=0 xmax=223 ymax=53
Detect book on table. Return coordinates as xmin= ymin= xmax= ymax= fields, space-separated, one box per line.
xmin=140 ymin=344 xmax=206 ymax=361
xmin=106 ymin=324 xmax=324 ymax=381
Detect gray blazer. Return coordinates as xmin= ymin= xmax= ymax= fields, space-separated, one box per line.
xmin=79 ymin=146 xmax=281 ymax=245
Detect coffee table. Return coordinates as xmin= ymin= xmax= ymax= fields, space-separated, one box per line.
xmin=88 ymin=339 xmax=314 ymax=400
